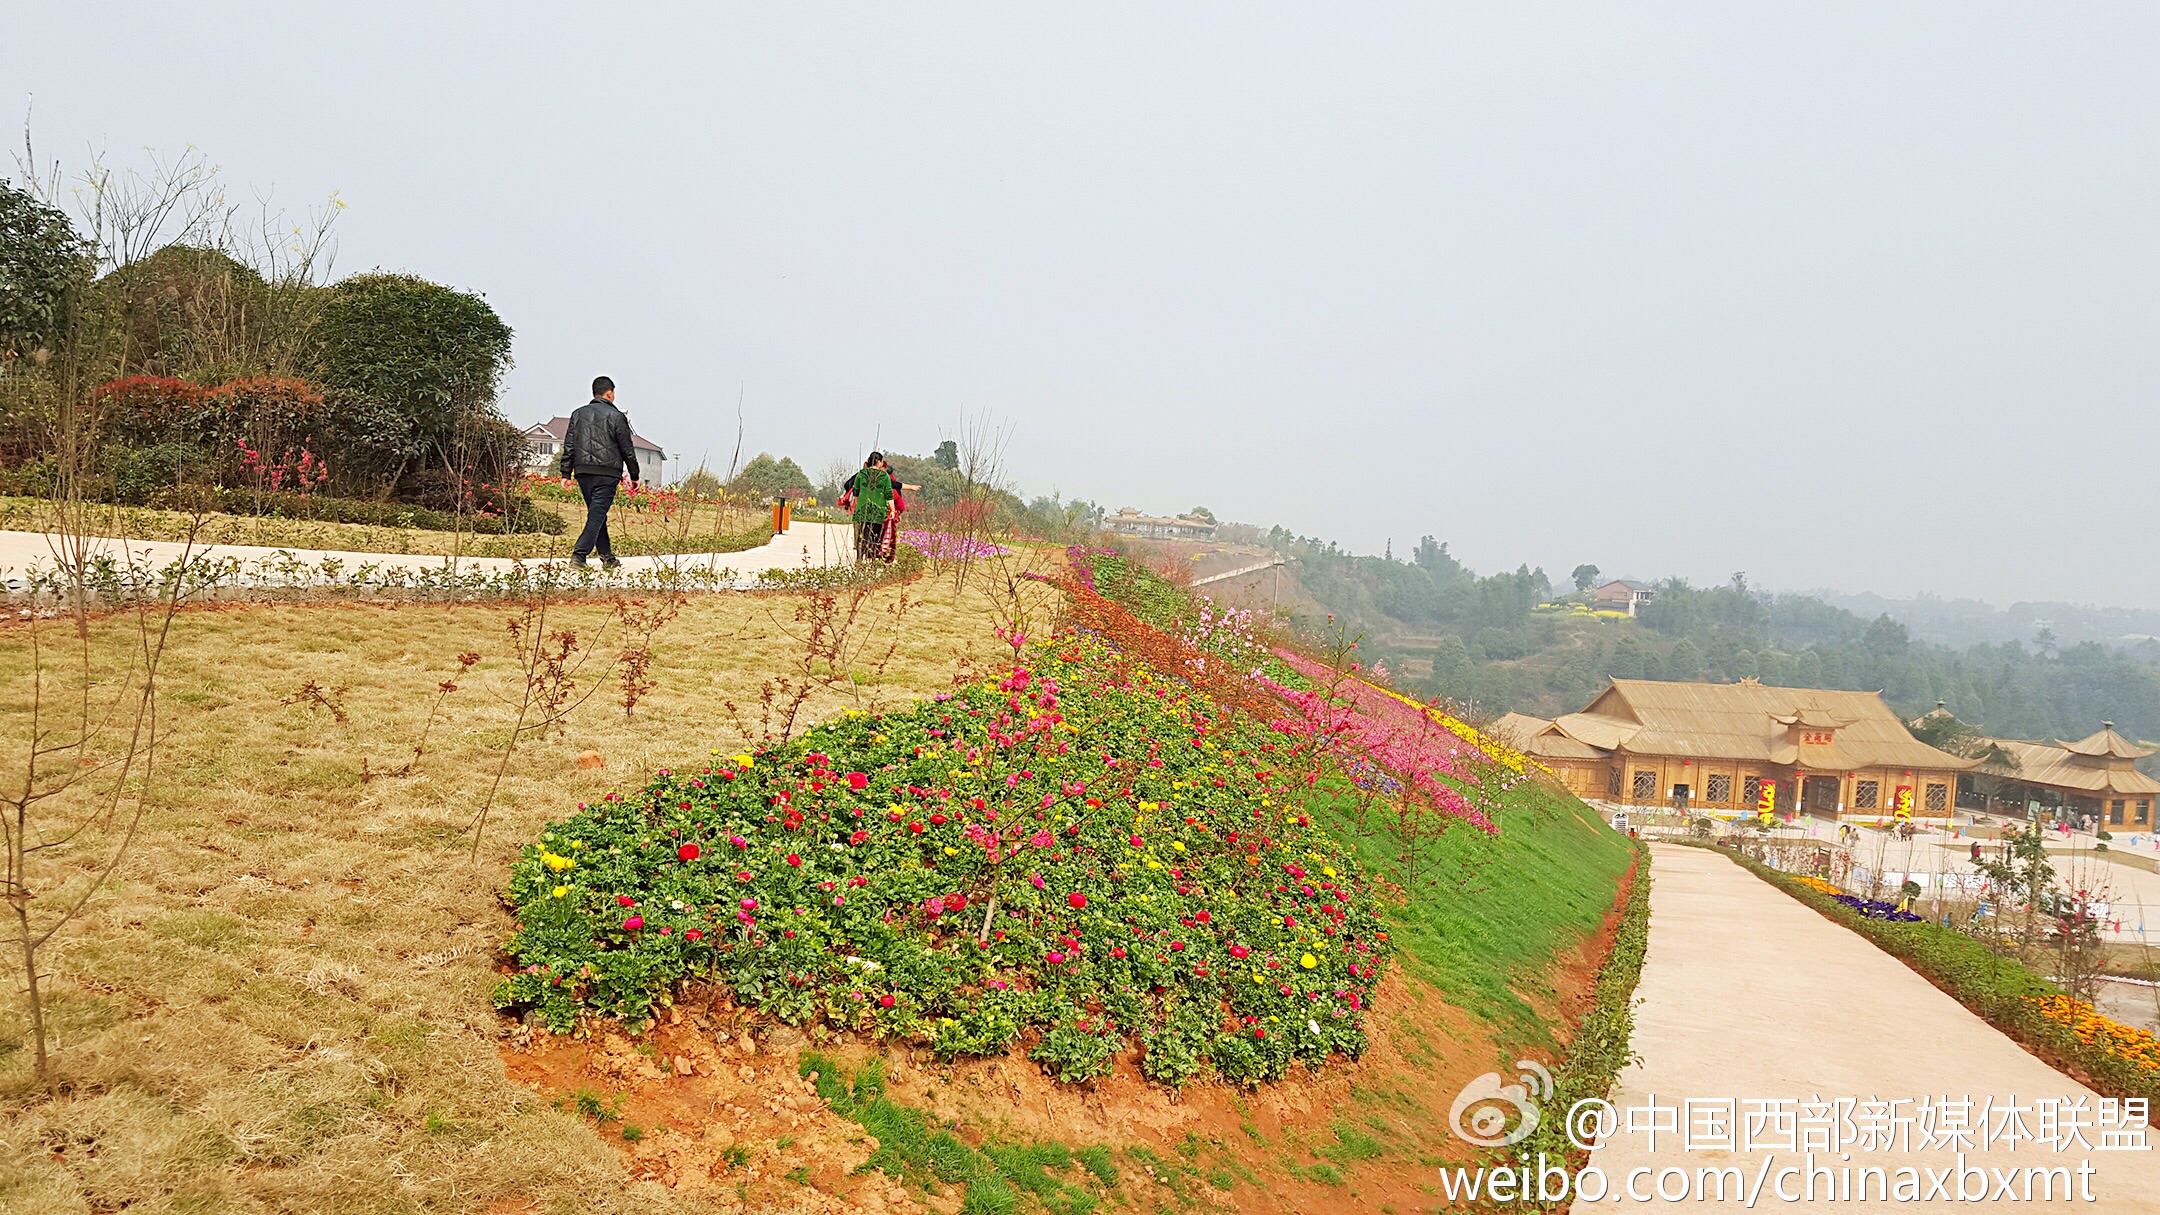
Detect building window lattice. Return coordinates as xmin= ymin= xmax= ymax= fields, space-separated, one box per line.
xmin=1606 ymin=768 xmax=1622 ymax=798
xmin=1632 ymin=770 xmax=1657 ymax=801
xmin=1743 ymin=776 xmax=1764 ymax=807
xmin=1926 ymin=784 xmax=1948 ymax=813
xmin=1705 ymin=774 xmax=1731 ymax=804
xmin=2113 ymin=801 xmax=2127 ymax=826
xmin=1855 ymin=781 xmax=1879 ymax=810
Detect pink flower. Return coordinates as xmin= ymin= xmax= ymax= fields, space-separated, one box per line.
xmin=685 ymin=928 xmax=704 ymax=942
xmin=1047 ymin=951 xmax=1066 ymax=964
xmin=741 ymin=897 xmax=758 ymax=910
xmin=1029 ymin=873 xmax=1046 ymax=890
xmin=1229 ymin=944 xmax=1250 ymax=958
xmin=623 ymin=915 xmax=644 ymax=931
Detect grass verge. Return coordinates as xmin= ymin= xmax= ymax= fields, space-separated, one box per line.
xmin=1516 ymin=843 xmax=1649 ymax=1210
xmin=798 ymin=1052 xmax=1116 ymax=1214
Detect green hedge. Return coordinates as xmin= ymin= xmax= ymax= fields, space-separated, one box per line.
xmin=1701 ymin=842 xmax=2160 ymax=1107
xmin=1519 ymin=843 xmax=1650 ymax=1211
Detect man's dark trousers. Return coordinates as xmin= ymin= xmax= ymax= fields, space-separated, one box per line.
xmin=574 ymin=473 xmax=619 ymax=561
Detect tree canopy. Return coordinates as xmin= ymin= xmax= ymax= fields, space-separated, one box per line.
xmin=308 ymin=273 xmax=514 ymax=486
xmin=0 ymin=180 xmax=89 ymax=362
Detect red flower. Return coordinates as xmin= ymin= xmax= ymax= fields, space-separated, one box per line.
xmin=849 ymin=830 xmax=869 ymax=845
xmin=948 ymin=893 xmax=968 ymax=911
xmin=879 ymin=994 xmax=895 ymax=1008
xmin=1111 ymin=946 xmax=1127 ymax=959
xmin=786 ymin=853 xmax=803 ymax=867
xmin=1068 ymin=892 xmax=1088 ymax=910
xmin=617 ymin=895 xmax=636 ymax=907
xmin=909 ymin=822 xmax=925 ymax=834
xmin=846 ymin=772 xmax=869 ymax=791
xmin=678 ymin=843 xmax=701 ymax=861
xmin=684 ymin=928 xmax=704 ymax=942
xmin=929 ymin=813 xmax=948 ymax=825
xmin=623 ymin=915 xmax=644 ymax=931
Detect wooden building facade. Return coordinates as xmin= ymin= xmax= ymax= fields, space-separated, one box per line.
xmin=1496 ymin=678 xmax=1974 ymax=822
xmin=1975 ymin=725 xmax=2160 ymax=829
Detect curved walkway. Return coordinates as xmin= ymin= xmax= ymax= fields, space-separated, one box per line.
xmin=0 ymin=520 xmax=861 ymax=590
xmin=1590 ymin=844 xmax=2160 ymax=1210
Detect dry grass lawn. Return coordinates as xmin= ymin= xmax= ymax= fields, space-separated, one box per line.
xmin=0 ymin=496 xmax=772 ymax=559
xmin=0 ymin=569 xmax=1055 ymax=1214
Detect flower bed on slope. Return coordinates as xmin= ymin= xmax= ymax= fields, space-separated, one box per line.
xmin=496 ymin=633 xmax=1388 ymax=1087
xmin=1082 ymin=549 xmax=1525 ymax=832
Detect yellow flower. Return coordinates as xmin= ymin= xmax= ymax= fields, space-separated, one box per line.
xmin=1300 ymin=953 xmax=1318 ymax=969
xmin=551 ymin=885 xmax=569 ymax=898
xmin=1322 ymin=866 xmax=1337 ymax=879
xmin=732 ymin=753 xmax=754 ymax=769
xmin=1173 ymin=842 xmax=1187 ymax=852
xmin=541 ymin=850 xmax=576 ymax=872
xmin=943 ymin=847 xmax=957 ymax=856
xmin=1138 ymin=801 xmax=1159 ymax=812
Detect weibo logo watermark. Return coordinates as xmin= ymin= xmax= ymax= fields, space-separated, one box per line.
xmin=1450 ymin=1059 xmax=1554 ymax=1147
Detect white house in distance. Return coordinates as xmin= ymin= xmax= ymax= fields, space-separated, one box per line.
xmin=523 ymin=418 xmax=667 ymax=489
xmin=1102 ymin=507 xmax=1217 ymax=541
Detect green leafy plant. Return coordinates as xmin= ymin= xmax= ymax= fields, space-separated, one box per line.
xmin=498 ymin=632 xmax=1389 ymax=1087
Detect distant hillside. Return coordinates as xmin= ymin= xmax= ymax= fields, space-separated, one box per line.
xmin=1140 ymin=530 xmax=2160 ymax=749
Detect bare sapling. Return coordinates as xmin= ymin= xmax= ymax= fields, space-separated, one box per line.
xmin=615 ymin=591 xmax=687 ymax=718
xmin=466 ymin=578 xmax=623 ymax=859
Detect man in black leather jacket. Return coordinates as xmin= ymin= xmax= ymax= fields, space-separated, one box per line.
xmin=559 ymin=375 xmax=641 ymax=568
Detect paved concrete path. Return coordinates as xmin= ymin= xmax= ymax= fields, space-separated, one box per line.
xmin=0 ymin=520 xmax=862 ymax=589
xmin=1588 ymin=844 xmax=2160 ymax=1210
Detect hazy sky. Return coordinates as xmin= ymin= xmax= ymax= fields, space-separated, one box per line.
xmin=9 ymin=5 xmax=2157 ymax=606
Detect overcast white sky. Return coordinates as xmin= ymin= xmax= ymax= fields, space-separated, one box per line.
xmin=9 ymin=5 xmax=2157 ymax=606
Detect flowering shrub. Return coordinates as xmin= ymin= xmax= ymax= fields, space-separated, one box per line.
xmin=497 ymin=633 xmax=1388 ymax=1086
xmin=1081 ymin=549 xmax=1525 ymax=834
xmin=901 ymin=531 xmax=1011 ymax=562
xmin=2028 ymin=995 xmax=2160 ymax=1072
xmin=1830 ymin=894 xmax=1922 ymax=922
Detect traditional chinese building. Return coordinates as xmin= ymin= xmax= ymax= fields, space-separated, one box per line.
xmin=1495 ymin=678 xmax=1973 ymax=821
xmin=1973 ymin=724 xmax=2160 ymax=829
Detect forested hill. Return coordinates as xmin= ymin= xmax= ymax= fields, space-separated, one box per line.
xmin=1227 ymin=530 xmax=2160 ymax=747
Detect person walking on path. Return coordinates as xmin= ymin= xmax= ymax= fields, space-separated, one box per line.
xmin=560 ymin=375 xmax=640 ymax=568
xmin=838 ymin=452 xmax=898 ymax=562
